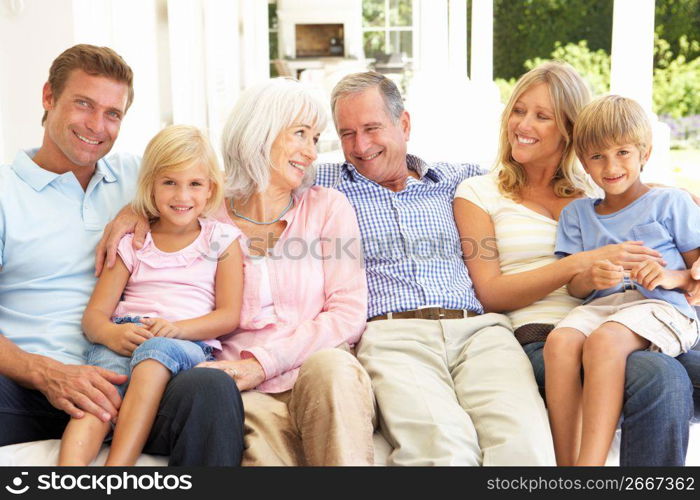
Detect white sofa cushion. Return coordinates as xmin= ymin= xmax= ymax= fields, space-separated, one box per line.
xmin=1 ymin=425 xmax=698 ymax=466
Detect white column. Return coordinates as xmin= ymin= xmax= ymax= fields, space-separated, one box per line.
xmin=73 ymin=0 xmax=162 ymax=156
xmin=166 ymin=0 xmax=207 ymax=128
xmin=611 ymin=0 xmax=671 ymax=184
xmin=276 ymin=3 xmax=293 ymax=59
xmin=610 ymin=0 xmax=655 ymax=111
xmin=202 ymin=0 xmax=241 ymax=153
xmin=415 ymin=0 xmax=449 ymax=74
xmin=470 ymin=0 xmax=492 ymax=84
xmin=0 ymin=0 xmax=75 ymax=163
xmin=448 ymin=0 xmax=467 ymax=78
xmin=0 ymin=88 xmax=5 ymax=163
xmin=240 ymin=0 xmax=270 ymax=88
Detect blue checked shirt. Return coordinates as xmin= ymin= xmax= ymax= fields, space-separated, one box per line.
xmin=316 ymin=154 xmax=486 ymax=319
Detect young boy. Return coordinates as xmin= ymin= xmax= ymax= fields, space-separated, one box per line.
xmin=543 ymin=95 xmax=700 ymax=466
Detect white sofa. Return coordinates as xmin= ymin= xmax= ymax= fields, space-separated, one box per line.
xmin=2 ymin=424 xmax=699 ymax=466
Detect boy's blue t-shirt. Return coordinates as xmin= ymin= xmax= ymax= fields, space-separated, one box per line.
xmin=555 ymin=188 xmax=700 ymax=321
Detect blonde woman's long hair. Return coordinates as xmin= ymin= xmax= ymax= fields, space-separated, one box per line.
xmin=497 ymin=60 xmax=592 ymax=199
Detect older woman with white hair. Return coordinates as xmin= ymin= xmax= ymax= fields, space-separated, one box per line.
xmin=200 ymin=78 xmax=373 ymax=466
xmin=96 ymin=78 xmax=374 ymax=466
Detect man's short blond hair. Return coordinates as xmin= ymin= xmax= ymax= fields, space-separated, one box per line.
xmin=132 ymin=125 xmax=223 ymax=220
xmin=574 ymin=95 xmax=652 ymax=162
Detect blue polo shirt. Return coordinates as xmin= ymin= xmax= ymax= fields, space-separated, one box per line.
xmin=0 ymin=149 xmax=139 ymax=364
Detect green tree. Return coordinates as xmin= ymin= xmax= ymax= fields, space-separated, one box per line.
xmin=491 ymin=0 xmax=700 ymax=80
xmin=655 ymin=0 xmax=700 ymax=63
xmin=492 ymin=0 xmax=613 ymax=79
xmin=496 ymin=37 xmax=700 ymax=120
xmin=525 ymin=40 xmax=610 ymax=96
xmin=653 ymin=35 xmax=700 ymax=117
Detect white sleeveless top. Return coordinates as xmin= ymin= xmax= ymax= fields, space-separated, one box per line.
xmin=455 ymin=172 xmax=581 ymax=328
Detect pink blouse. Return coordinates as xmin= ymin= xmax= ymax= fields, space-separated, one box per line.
xmin=113 ymin=218 xmax=241 ymax=350
xmin=211 ymin=186 xmax=368 ymax=393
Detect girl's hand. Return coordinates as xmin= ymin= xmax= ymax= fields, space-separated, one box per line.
xmin=109 ymin=323 xmax=153 ymax=356
xmin=197 ymin=358 xmax=266 ymax=392
xmin=586 ymin=241 xmax=665 ymax=270
xmin=589 ymin=260 xmax=624 ymax=290
xmin=141 ymin=317 xmax=185 ymax=338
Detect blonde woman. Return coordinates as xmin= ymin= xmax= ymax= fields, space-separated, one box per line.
xmin=453 ymin=61 xmax=698 ymax=466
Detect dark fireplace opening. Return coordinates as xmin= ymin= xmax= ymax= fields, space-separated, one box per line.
xmin=295 ymin=24 xmax=344 ymax=57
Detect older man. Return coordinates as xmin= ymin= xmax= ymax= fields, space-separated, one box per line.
xmin=0 ymin=45 xmax=244 ymax=464
xmin=314 ymin=72 xmax=553 ymax=465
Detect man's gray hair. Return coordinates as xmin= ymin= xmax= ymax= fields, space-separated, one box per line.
xmin=221 ymin=78 xmax=328 ymax=201
xmin=331 ymin=71 xmax=404 ymax=124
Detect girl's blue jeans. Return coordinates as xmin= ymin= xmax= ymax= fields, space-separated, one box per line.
xmin=86 ymin=315 xmax=214 ymax=396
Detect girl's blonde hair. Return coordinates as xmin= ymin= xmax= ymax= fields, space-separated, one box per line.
xmin=221 ymin=78 xmax=328 ymax=201
xmin=497 ymin=60 xmax=592 ymax=199
xmin=132 ymin=125 xmax=224 ymax=220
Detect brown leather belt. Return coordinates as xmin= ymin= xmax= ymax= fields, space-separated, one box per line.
xmin=368 ymin=307 xmax=478 ymax=322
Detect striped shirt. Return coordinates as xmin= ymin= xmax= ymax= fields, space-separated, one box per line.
xmin=454 ymin=172 xmax=581 ymax=328
xmin=316 ymin=154 xmax=485 ymax=319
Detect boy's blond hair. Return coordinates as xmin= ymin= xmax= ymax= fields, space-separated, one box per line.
xmin=574 ymin=95 xmax=652 ymax=163
xmin=133 ymin=125 xmax=224 ymax=220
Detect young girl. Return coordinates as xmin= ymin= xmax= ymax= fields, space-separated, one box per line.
xmin=545 ymin=96 xmax=700 ymax=466
xmin=58 ymin=125 xmax=244 ymax=466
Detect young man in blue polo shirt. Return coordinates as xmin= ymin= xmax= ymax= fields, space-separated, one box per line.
xmin=0 ymin=44 xmax=243 ymax=465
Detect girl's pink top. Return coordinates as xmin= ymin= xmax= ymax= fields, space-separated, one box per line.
xmin=113 ymin=218 xmax=242 ymax=350
xmin=212 ymin=186 xmax=368 ymax=393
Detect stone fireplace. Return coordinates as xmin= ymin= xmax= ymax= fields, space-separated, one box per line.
xmin=276 ymin=0 xmax=363 ymax=59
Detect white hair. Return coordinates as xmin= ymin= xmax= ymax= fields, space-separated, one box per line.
xmin=221 ymin=78 xmax=328 ymax=201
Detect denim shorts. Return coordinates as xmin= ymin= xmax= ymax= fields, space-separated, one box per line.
xmin=85 ymin=315 xmax=215 ymax=396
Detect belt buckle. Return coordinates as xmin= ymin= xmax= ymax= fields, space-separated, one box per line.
xmin=416 ymin=308 xmax=426 ymax=320
xmin=417 ymin=307 xmax=442 ymax=320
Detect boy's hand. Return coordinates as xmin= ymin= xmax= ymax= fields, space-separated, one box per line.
xmin=685 ymin=278 xmax=700 ymax=306
xmin=692 ymin=258 xmax=700 ymax=281
xmin=589 ymin=260 xmax=624 ymax=290
xmin=109 ymin=323 xmax=153 ymax=356
xmin=141 ymin=317 xmax=184 ymax=338
xmin=630 ymin=260 xmax=687 ymax=291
